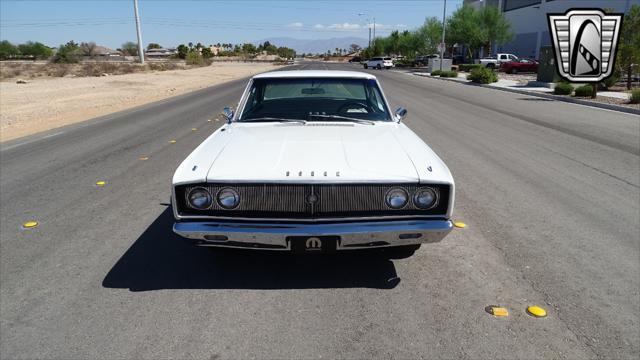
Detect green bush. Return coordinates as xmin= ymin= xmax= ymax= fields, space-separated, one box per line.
xmin=440 ymin=70 xmax=459 ymax=78
xmin=630 ymin=89 xmax=640 ymax=104
xmin=53 ymin=41 xmax=80 ymax=63
xmin=553 ymin=82 xmax=574 ymax=95
xmin=601 ymin=70 xmax=620 ymax=89
xmin=431 ymin=70 xmax=442 ymax=76
xmin=467 ymin=67 xmax=498 ymax=84
xmin=574 ymin=84 xmax=594 ymax=97
xmin=185 ymin=51 xmax=204 ymax=65
xmin=459 ymin=64 xmax=483 ymax=72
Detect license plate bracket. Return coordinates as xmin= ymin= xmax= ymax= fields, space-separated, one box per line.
xmin=288 ymin=236 xmax=339 ymax=254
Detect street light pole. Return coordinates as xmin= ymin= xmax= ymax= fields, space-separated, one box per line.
xmin=439 ymin=0 xmax=447 ymax=71
xmin=133 ymin=0 xmax=144 ymax=64
xmin=358 ymin=13 xmax=371 ymax=49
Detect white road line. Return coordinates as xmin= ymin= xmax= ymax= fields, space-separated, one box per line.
xmin=1 ymin=131 xmax=65 ymax=151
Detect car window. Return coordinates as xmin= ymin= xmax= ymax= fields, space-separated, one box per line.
xmin=240 ymin=77 xmax=391 ymax=121
xmin=500 ymin=55 xmax=508 ymax=60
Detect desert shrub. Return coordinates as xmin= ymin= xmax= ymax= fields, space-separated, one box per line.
xmin=459 ymin=63 xmax=483 ymax=72
xmin=553 ymin=82 xmax=574 ymax=95
xmin=431 ymin=69 xmax=442 ymax=76
xmin=630 ymin=89 xmax=640 ymax=104
xmin=393 ymin=59 xmax=414 ymax=68
xmin=185 ymin=51 xmax=204 ymax=65
xmin=467 ymin=67 xmax=498 ymax=84
xmin=53 ymin=41 xmax=81 ymax=63
xmin=440 ymin=70 xmax=459 ymax=78
xmin=574 ymin=84 xmax=594 ymax=97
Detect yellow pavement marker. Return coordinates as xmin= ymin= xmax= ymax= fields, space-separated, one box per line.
xmin=527 ymin=306 xmax=547 ymax=318
xmin=487 ymin=306 xmax=509 ymax=317
xmin=139 ymin=156 xmax=149 ymax=161
xmin=192 ymin=128 xmax=198 ymax=131
xmin=95 ymin=180 xmax=106 ymax=187
xmin=22 ymin=221 xmax=39 ymax=229
xmin=454 ymin=221 xmax=467 ymax=228
xmin=207 ymin=119 xmax=212 ymax=122
xmin=169 ymin=139 xmax=177 ymax=144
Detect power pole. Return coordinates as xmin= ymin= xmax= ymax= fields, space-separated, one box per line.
xmin=439 ymin=0 xmax=447 ymax=71
xmin=133 ymin=0 xmax=144 ymax=64
xmin=368 ymin=27 xmax=371 ymax=49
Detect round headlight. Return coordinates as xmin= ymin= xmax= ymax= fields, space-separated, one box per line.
xmin=385 ymin=188 xmax=409 ymax=209
xmin=217 ymin=188 xmax=240 ymax=209
xmin=413 ymin=188 xmax=437 ymax=209
xmin=188 ymin=188 xmax=212 ymax=209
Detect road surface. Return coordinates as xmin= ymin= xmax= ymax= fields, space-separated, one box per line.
xmin=1 ymin=62 xmax=638 ymax=359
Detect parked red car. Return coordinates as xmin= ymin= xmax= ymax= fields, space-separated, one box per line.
xmin=500 ymin=59 xmax=539 ymax=74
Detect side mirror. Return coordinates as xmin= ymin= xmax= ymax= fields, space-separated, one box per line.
xmin=223 ymin=107 xmax=234 ymax=123
xmin=394 ymin=107 xmax=407 ymax=122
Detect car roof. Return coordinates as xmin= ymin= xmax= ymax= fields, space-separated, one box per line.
xmin=253 ymin=70 xmax=377 ymax=80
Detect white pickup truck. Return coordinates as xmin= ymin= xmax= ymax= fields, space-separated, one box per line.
xmin=477 ymin=53 xmax=519 ymax=68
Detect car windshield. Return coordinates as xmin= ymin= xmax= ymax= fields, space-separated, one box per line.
xmin=238 ymin=77 xmax=392 ymax=122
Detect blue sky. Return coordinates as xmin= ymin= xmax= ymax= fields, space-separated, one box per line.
xmin=1 ymin=0 xmax=462 ymax=49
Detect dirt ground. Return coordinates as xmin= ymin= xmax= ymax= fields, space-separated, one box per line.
xmin=0 ymin=62 xmax=280 ymax=142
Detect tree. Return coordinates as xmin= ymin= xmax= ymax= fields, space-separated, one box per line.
xmin=447 ymin=5 xmax=484 ymax=62
xmin=17 ymin=41 xmax=53 ymax=59
xmin=147 ymin=43 xmax=162 ymax=50
xmin=80 ymin=41 xmax=97 ymax=58
xmin=121 ymin=41 xmax=138 ymax=56
xmin=53 ymin=41 xmax=80 ymax=63
xmin=478 ymin=5 xmax=514 ymax=55
xmin=618 ymin=4 xmax=640 ymax=89
xmin=349 ymin=44 xmax=361 ymax=54
xmin=0 ymin=40 xmax=20 ymax=59
xmin=241 ymin=43 xmax=257 ymax=54
xmin=176 ymin=44 xmax=188 ymax=59
xmin=201 ymin=47 xmax=212 ymax=58
xmin=415 ymin=17 xmax=443 ymax=56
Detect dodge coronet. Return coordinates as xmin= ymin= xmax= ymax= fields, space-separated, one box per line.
xmin=172 ymin=70 xmax=455 ymax=255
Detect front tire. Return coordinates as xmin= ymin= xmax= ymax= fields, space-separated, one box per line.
xmin=363 ymin=64 xmax=368 ymax=69
xmin=511 ymin=68 xmax=518 ymax=74
xmin=486 ymin=63 xmax=495 ymax=69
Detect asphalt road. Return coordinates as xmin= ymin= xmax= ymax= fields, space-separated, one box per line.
xmin=1 ymin=62 xmax=638 ymax=359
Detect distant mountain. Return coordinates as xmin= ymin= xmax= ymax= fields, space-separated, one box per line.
xmin=255 ymin=37 xmax=368 ymax=54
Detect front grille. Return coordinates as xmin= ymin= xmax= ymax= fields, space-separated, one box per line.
xmin=175 ymin=183 xmax=449 ymax=220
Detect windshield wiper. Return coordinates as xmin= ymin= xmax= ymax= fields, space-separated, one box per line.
xmin=307 ymin=114 xmax=376 ymax=125
xmin=240 ymin=117 xmax=307 ymax=124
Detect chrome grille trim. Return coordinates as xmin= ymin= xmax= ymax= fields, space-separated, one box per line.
xmin=179 ymin=183 xmax=446 ymax=219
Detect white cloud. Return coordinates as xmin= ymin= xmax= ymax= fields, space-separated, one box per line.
xmin=286 ymin=22 xmax=304 ymax=28
xmin=314 ymin=24 xmax=325 ymax=29
xmin=367 ymin=23 xmax=407 ymax=30
xmin=327 ymin=22 xmax=361 ymax=30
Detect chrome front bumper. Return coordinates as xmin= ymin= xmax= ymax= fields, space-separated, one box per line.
xmin=173 ymin=219 xmax=453 ymax=251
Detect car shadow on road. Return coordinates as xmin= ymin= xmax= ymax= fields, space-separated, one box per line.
xmin=102 ymin=208 xmax=402 ymax=291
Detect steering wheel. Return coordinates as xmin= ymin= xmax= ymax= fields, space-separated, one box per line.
xmin=337 ymin=101 xmax=372 ymax=114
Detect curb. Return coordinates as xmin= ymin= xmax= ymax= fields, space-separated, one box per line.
xmin=413 ymin=73 xmax=640 ymax=116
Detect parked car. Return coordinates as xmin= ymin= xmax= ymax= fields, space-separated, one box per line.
xmin=478 ymin=53 xmax=519 ymax=68
xmin=172 ymin=70 xmax=455 ymax=255
xmin=348 ymin=56 xmax=362 ymax=63
xmin=364 ymin=57 xmax=394 ymax=69
xmin=414 ymin=54 xmax=439 ymax=66
xmin=500 ymin=58 xmax=539 ymax=74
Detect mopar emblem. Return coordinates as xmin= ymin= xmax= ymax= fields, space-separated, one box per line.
xmin=548 ymin=9 xmax=622 ymax=82
xmin=306 ymin=193 xmax=318 ymax=204
xmin=305 ymin=237 xmax=322 ymax=250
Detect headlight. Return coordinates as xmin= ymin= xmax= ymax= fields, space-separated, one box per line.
xmin=385 ymin=188 xmax=408 ymax=209
xmin=188 ymin=188 xmax=212 ymax=209
xmin=217 ymin=188 xmax=240 ymax=209
xmin=413 ymin=188 xmax=437 ymax=209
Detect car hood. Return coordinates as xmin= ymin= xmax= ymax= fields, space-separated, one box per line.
xmin=173 ymin=122 xmax=453 ymax=185
xmin=207 ymin=122 xmax=418 ymax=182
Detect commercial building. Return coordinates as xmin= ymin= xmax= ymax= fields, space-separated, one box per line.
xmin=463 ymin=0 xmax=638 ymax=59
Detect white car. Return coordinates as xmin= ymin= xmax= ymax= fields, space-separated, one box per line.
xmin=364 ymin=57 xmax=394 ymax=70
xmin=478 ymin=53 xmax=519 ymax=68
xmin=172 ymin=70 xmax=455 ymax=255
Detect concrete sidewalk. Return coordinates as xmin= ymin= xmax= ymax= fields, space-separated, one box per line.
xmin=411 ymin=71 xmax=638 ymax=115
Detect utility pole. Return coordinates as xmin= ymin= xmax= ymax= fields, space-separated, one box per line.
xmin=133 ymin=0 xmax=144 ymax=64
xmin=373 ymin=17 xmax=376 ymax=42
xmin=368 ymin=27 xmax=372 ymax=49
xmin=439 ymin=0 xmax=447 ymax=71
